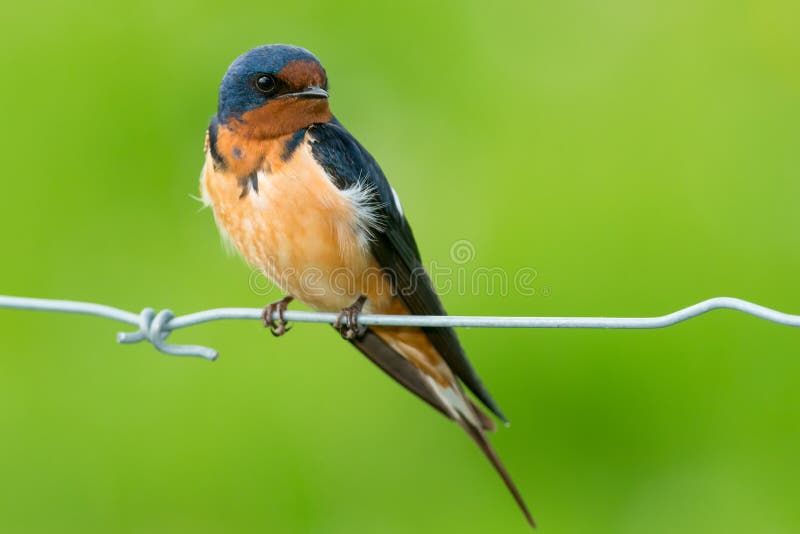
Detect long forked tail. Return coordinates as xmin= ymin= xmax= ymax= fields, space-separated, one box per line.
xmin=348 ymin=325 xmax=534 ymax=526
xmin=459 ymin=418 xmax=536 ymax=528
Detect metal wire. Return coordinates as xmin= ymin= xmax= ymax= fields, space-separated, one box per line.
xmin=0 ymin=295 xmax=797 ymax=361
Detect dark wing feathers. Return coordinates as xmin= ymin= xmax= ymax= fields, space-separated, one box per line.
xmin=309 ymin=120 xmax=507 ymax=423
xmin=346 ymin=327 xmax=450 ymax=419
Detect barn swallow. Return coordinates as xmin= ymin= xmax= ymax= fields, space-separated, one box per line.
xmin=201 ymin=44 xmax=534 ymax=527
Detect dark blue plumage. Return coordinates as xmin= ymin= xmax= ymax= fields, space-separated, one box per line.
xmin=281 ymin=127 xmax=308 ymax=162
xmin=217 ymin=44 xmax=326 ymax=120
xmin=308 ymin=120 xmax=508 ymax=423
xmin=206 ymin=118 xmax=225 ymax=169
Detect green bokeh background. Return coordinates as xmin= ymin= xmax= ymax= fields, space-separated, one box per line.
xmin=1 ymin=1 xmax=799 ymax=532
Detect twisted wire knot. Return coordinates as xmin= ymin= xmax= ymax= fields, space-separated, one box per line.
xmin=117 ymin=308 xmax=218 ymax=360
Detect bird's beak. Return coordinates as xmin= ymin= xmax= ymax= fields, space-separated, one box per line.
xmin=281 ymin=86 xmax=329 ymax=99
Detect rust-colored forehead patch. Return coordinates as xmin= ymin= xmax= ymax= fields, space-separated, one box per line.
xmin=278 ymin=59 xmax=327 ymax=89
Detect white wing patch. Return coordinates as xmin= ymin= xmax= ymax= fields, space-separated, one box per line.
xmin=390 ymin=186 xmax=404 ymax=218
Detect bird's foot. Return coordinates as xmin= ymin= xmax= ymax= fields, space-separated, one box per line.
xmin=333 ymin=295 xmax=368 ymax=340
xmin=261 ymin=296 xmax=294 ymax=337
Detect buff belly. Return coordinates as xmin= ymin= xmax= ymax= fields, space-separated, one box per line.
xmin=202 ymin=142 xmax=393 ymax=313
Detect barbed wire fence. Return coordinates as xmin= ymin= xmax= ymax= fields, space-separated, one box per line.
xmin=1 ymin=295 xmax=798 ymax=361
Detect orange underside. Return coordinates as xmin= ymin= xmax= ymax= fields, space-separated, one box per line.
xmin=203 ymin=135 xmax=454 ymax=387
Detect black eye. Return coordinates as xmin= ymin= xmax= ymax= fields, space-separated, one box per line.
xmin=255 ymin=74 xmax=276 ymax=94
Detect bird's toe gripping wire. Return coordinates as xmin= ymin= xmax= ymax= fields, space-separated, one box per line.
xmin=333 ymin=295 xmax=368 ymax=340
xmin=262 ymin=296 xmax=295 ymax=337
xmin=117 ymin=308 xmax=218 ymax=360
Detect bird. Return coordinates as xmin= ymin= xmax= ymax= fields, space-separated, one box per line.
xmin=200 ymin=44 xmax=534 ymax=527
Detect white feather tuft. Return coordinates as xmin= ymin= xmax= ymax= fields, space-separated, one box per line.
xmin=339 ymin=178 xmax=386 ymax=250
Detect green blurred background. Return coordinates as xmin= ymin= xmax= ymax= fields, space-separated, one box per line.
xmin=1 ymin=1 xmax=799 ymax=532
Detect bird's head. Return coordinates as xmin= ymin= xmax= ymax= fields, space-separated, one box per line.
xmin=216 ymin=44 xmax=332 ymax=138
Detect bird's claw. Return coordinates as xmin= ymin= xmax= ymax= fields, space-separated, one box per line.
xmin=333 ymin=295 xmax=368 ymax=340
xmin=261 ymin=296 xmax=294 ymax=337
